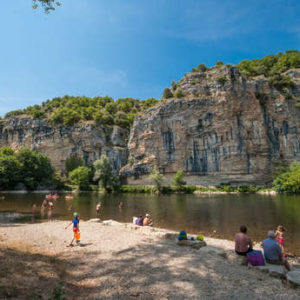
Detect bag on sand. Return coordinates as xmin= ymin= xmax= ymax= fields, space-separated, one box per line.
xmin=247 ymin=250 xmax=265 ymax=266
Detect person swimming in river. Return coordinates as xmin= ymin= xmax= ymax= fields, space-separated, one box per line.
xmin=275 ymin=225 xmax=287 ymax=257
xmin=65 ymin=212 xmax=80 ymax=246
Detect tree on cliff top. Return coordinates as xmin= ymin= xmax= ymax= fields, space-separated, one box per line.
xmin=237 ymin=50 xmax=300 ymax=78
xmin=93 ymin=155 xmax=119 ymax=192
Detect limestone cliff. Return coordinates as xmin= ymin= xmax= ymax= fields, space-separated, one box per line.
xmin=121 ymin=66 xmax=300 ymax=186
xmin=0 ymin=117 xmax=128 ymax=174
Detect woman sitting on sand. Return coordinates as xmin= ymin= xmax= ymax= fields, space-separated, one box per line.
xmin=143 ymin=213 xmax=153 ymax=226
xmin=235 ymin=225 xmax=253 ymax=256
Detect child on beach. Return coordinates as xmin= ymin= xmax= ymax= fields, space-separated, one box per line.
xmin=65 ymin=212 xmax=80 ymax=246
xmin=275 ymin=225 xmax=287 ymax=257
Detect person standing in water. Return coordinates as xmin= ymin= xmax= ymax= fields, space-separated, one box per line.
xmin=275 ymin=225 xmax=287 ymax=257
xmin=96 ymin=202 xmax=101 ymax=218
xmin=65 ymin=212 xmax=80 ymax=246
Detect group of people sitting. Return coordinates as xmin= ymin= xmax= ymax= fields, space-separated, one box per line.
xmin=135 ymin=213 xmax=153 ymax=226
xmin=235 ymin=225 xmax=290 ymax=270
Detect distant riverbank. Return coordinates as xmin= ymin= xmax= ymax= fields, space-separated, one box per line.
xmin=0 ymin=184 xmax=277 ymax=195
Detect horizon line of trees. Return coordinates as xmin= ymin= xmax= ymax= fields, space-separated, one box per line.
xmin=4 ymin=96 xmax=159 ymax=129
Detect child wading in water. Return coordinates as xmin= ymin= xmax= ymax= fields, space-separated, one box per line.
xmin=65 ymin=212 xmax=80 ymax=246
xmin=275 ymin=225 xmax=287 ymax=257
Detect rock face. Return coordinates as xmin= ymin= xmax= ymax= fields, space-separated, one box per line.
xmin=0 ymin=117 xmax=128 ymax=174
xmin=121 ymin=66 xmax=300 ymax=186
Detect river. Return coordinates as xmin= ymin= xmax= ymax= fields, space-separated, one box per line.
xmin=1 ymin=192 xmax=300 ymax=255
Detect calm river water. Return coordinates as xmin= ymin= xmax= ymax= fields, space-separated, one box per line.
xmin=1 ymin=192 xmax=300 ymax=255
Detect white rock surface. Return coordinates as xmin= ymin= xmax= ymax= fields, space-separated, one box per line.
xmin=177 ymin=239 xmax=207 ymax=249
xmin=199 ymin=246 xmax=226 ymax=258
xmin=287 ymin=269 xmax=300 ymax=286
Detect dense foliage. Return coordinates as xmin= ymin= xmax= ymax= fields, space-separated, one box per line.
xmin=5 ymin=96 xmax=159 ymax=129
xmin=237 ymin=50 xmax=300 ymax=78
xmin=149 ymin=166 xmax=164 ymax=192
xmin=0 ymin=147 xmax=56 ymax=190
xmin=93 ymin=155 xmax=119 ymax=192
xmin=172 ymin=170 xmax=186 ymax=189
xmin=273 ymin=161 xmax=300 ymax=193
xmin=65 ymin=154 xmax=84 ymax=174
xmin=69 ymin=166 xmax=91 ymax=191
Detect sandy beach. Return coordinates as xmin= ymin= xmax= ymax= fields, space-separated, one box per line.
xmin=0 ymin=220 xmax=300 ymax=299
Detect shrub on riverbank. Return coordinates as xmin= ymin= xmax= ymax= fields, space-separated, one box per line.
xmin=119 ymin=185 xmax=196 ymax=194
xmin=120 ymin=185 xmax=154 ymax=193
xmin=273 ymin=161 xmax=300 ymax=193
xmin=217 ymin=184 xmax=258 ymax=193
xmin=0 ymin=147 xmax=62 ymax=190
xmin=69 ymin=166 xmax=92 ymax=191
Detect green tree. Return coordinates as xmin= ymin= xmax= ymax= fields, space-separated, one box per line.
xmin=0 ymin=149 xmax=21 ymax=190
xmin=172 ymin=170 xmax=186 ymax=190
xmin=197 ymin=63 xmax=207 ymax=72
xmin=162 ymin=88 xmax=173 ymax=99
xmin=268 ymin=74 xmax=295 ymax=91
xmin=273 ymin=161 xmax=300 ymax=193
xmin=65 ymin=154 xmax=84 ymax=174
xmin=69 ymin=166 xmax=91 ymax=190
xmin=93 ymin=155 xmax=118 ymax=192
xmin=216 ymin=61 xmax=224 ymax=67
xmin=149 ymin=166 xmax=164 ymax=192
xmin=16 ymin=148 xmax=55 ymax=190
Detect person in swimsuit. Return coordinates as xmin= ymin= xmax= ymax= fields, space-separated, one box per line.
xmin=65 ymin=212 xmax=80 ymax=246
xmin=96 ymin=202 xmax=101 ymax=218
xmin=275 ymin=225 xmax=287 ymax=257
xmin=235 ymin=225 xmax=253 ymax=256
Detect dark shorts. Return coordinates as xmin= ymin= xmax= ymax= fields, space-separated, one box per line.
xmin=266 ymin=258 xmax=284 ymax=265
xmin=235 ymin=249 xmax=252 ymax=256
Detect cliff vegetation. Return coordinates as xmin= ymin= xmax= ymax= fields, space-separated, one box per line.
xmin=5 ymin=96 xmax=159 ymax=129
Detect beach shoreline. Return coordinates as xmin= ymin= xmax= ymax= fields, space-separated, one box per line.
xmin=0 ymin=219 xmax=300 ymax=299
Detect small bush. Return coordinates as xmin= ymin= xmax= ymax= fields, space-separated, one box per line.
xmin=217 ymin=75 xmax=227 ymax=86
xmin=191 ymin=67 xmax=197 ymax=73
xmin=197 ymin=63 xmax=207 ymax=72
xmin=172 ymin=170 xmax=186 ymax=189
xmin=120 ymin=185 xmax=154 ymax=193
xmin=216 ymin=61 xmax=224 ymax=68
xmin=268 ymin=73 xmax=295 ymax=91
xmin=162 ymin=88 xmax=173 ymax=99
xmin=171 ymin=81 xmax=177 ymax=91
xmin=174 ymin=185 xmax=196 ymax=193
xmin=174 ymin=88 xmax=185 ymax=98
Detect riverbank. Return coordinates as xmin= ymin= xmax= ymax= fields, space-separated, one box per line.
xmin=0 ymin=220 xmax=299 ymax=299
xmin=0 ymin=185 xmax=277 ymax=195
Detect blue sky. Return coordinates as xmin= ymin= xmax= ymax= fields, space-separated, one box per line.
xmin=0 ymin=0 xmax=300 ymax=116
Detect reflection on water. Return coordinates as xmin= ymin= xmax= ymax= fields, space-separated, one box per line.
xmin=1 ymin=192 xmax=300 ymax=255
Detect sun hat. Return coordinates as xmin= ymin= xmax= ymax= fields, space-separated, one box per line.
xmin=145 ymin=213 xmax=150 ymax=217
xmin=73 ymin=212 xmax=79 ymax=217
xmin=268 ymin=230 xmax=276 ymax=238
